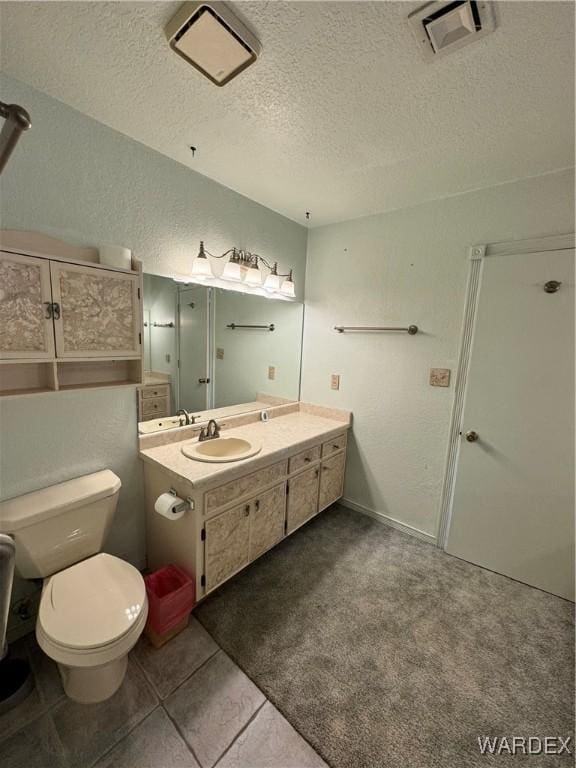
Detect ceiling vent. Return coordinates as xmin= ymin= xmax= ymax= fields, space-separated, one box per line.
xmin=408 ymin=1 xmax=496 ymax=61
xmin=165 ymin=2 xmax=261 ymax=87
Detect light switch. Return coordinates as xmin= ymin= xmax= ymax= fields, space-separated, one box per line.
xmin=330 ymin=374 xmax=341 ymax=391
xmin=165 ymin=353 xmax=171 ymax=364
xmin=216 ymin=347 xmax=224 ymax=360
xmin=430 ymin=368 xmax=451 ymax=387
xmin=268 ymin=366 xmax=276 ymax=380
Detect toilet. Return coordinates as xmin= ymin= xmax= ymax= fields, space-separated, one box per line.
xmin=0 ymin=470 xmax=148 ymax=704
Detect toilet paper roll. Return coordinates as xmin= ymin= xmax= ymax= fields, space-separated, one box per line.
xmin=155 ymin=493 xmax=186 ymax=521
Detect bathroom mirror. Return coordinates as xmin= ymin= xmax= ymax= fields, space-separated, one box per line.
xmin=140 ymin=274 xmax=303 ymax=430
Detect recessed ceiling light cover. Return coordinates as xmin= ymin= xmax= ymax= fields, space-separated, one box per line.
xmin=165 ymin=2 xmax=261 ymax=86
xmin=408 ymin=1 xmax=496 ymax=61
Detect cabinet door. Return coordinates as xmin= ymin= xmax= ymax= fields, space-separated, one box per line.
xmin=318 ymin=452 xmax=346 ymax=512
xmin=50 ymin=262 xmax=141 ymax=357
xmin=0 ymin=251 xmax=55 ymax=359
xmin=286 ymin=466 xmax=320 ymax=534
xmin=249 ymin=483 xmax=286 ymax=561
xmin=205 ymin=501 xmax=251 ymax=591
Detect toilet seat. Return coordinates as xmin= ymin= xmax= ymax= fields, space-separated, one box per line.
xmin=38 ymin=553 xmax=147 ymax=651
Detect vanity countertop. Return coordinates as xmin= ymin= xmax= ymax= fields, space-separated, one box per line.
xmin=139 ymin=410 xmax=350 ymax=490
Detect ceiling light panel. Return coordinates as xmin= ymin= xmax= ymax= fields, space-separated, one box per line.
xmin=165 ymin=2 xmax=261 ymax=86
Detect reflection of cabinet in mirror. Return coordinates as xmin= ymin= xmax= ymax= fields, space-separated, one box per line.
xmin=0 ymin=232 xmax=143 ymax=396
xmin=144 ymin=429 xmax=348 ymax=599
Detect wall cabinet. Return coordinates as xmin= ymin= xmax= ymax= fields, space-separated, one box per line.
xmin=0 ymin=252 xmax=55 ymax=359
xmin=0 ymin=238 xmax=143 ymax=396
xmin=50 ymin=262 xmax=141 ymax=358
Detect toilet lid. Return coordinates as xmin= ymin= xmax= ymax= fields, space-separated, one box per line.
xmin=39 ymin=553 xmax=146 ymax=650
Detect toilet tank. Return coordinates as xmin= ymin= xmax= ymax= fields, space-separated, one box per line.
xmin=0 ymin=470 xmax=121 ymax=578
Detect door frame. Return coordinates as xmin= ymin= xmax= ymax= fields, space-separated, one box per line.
xmin=436 ymin=232 xmax=575 ymax=549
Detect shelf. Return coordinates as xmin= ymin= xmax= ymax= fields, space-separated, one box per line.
xmin=0 ymin=361 xmax=57 ymax=396
xmin=58 ymin=380 xmax=138 ymax=391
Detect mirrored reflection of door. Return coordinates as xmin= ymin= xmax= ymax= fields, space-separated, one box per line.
xmin=178 ymin=286 xmax=210 ymax=413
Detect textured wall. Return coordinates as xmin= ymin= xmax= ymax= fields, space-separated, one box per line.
xmin=301 ymin=169 xmax=575 ymax=539
xmin=0 ymin=74 xmax=308 ymax=293
xmin=0 ymin=73 xmax=306 ymax=637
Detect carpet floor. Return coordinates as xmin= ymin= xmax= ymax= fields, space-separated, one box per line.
xmin=195 ymin=505 xmax=574 ymax=768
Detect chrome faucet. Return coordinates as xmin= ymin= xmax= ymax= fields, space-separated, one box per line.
xmin=198 ymin=419 xmax=221 ymax=442
xmin=176 ymin=409 xmax=195 ymax=426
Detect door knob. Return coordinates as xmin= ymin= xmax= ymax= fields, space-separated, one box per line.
xmin=465 ymin=430 xmax=479 ymax=443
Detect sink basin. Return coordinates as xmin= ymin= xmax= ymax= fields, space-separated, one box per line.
xmin=181 ymin=437 xmax=262 ymax=463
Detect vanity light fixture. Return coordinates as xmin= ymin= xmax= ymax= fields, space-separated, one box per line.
xmin=189 ymin=242 xmax=295 ymax=298
xmin=190 ymin=240 xmax=213 ymax=279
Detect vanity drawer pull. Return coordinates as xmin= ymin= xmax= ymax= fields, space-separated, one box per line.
xmin=288 ymin=445 xmax=321 ymax=474
xmin=255 ymin=500 xmax=260 ymax=511
xmin=244 ymin=504 xmax=250 ymax=516
xmin=321 ymin=434 xmax=347 ymax=457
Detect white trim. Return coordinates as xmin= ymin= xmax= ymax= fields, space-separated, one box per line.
xmin=436 ymin=250 xmax=483 ymax=547
xmin=340 ymin=497 xmax=437 ymax=545
xmin=475 ymin=233 xmax=574 ymax=258
xmin=437 ymin=232 xmax=576 ymax=550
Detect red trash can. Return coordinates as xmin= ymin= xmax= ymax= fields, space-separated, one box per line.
xmin=144 ymin=565 xmax=195 ymax=648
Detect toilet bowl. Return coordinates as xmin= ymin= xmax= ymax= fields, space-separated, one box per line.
xmin=0 ymin=470 xmax=148 ymax=704
xmin=36 ymin=553 xmax=148 ymax=703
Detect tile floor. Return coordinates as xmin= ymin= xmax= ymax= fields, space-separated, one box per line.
xmin=0 ymin=618 xmax=327 ymax=768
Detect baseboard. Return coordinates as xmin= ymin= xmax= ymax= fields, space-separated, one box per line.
xmin=340 ymin=497 xmax=437 ymax=545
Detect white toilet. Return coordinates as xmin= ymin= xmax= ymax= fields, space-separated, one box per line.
xmin=0 ymin=470 xmax=148 ymax=703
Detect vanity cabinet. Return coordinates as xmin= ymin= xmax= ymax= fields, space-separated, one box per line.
xmin=143 ymin=428 xmax=349 ymax=600
xmin=205 ymin=500 xmax=251 ymax=591
xmin=204 ymin=481 xmax=286 ymax=591
xmin=286 ymin=465 xmax=320 ymax=534
xmin=319 ymin=451 xmax=346 ymax=511
xmin=0 ymin=233 xmax=143 ymax=396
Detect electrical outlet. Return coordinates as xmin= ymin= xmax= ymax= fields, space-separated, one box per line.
xmin=268 ymin=366 xmax=276 ymax=380
xmin=330 ymin=374 xmax=341 ymax=391
xmin=216 ymin=347 xmax=224 ymax=360
xmin=430 ymin=368 xmax=451 ymax=387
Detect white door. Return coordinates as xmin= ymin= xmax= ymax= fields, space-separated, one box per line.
xmin=446 ymin=248 xmax=574 ymax=601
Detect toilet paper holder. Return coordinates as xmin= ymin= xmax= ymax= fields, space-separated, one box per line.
xmin=169 ymin=489 xmax=194 ymax=512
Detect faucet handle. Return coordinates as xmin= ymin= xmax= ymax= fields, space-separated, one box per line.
xmin=199 ymin=427 xmax=207 ymax=441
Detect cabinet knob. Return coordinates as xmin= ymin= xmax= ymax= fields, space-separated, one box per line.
xmin=255 ymin=500 xmax=260 ymax=511
xmin=304 ymin=457 xmax=311 ymax=463
xmin=244 ymin=504 xmax=250 ymax=516
xmin=315 ymin=469 xmax=319 ymax=477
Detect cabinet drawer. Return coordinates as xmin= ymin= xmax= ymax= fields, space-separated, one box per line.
xmin=205 ymin=460 xmax=288 ymax=515
xmin=141 ymin=396 xmax=169 ymax=417
xmin=142 ymin=384 xmax=170 ymax=400
xmin=288 ymin=445 xmax=321 ymax=475
xmin=321 ymin=433 xmax=347 ymax=457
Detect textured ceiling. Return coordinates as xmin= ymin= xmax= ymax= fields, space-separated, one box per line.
xmin=0 ymin=1 xmax=574 ymax=227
